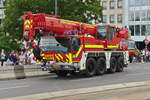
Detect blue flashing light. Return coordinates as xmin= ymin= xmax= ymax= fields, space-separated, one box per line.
xmin=72 ymin=30 xmax=76 ymax=35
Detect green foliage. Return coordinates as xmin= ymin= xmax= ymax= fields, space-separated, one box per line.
xmin=2 ymin=0 xmax=102 ymax=51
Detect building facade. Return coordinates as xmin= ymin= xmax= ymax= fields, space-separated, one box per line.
xmin=126 ymin=0 xmax=150 ymax=41
xmin=0 ymin=0 xmax=5 ymax=26
xmin=125 ymin=0 xmax=150 ymax=49
xmin=101 ymin=0 xmax=125 ymax=28
xmin=101 ymin=0 xmax=150 ymax=50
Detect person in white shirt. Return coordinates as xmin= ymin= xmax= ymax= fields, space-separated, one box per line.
xmin=0 ymin=49 xmax=6 ymax=66
xmin=19 ymin=51 xmax=25 ymax=65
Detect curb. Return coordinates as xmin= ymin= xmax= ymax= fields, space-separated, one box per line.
xmin=0 ymin=65 xmax=54 ymax=81
xmin=0 ymin=72 xmax=53 ymax=81
xmin=1 ymin=81 xmax=150 ymax=100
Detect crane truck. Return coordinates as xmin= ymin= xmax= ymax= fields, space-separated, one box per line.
xmin=23 ymin=12 xmax=129 ymax=77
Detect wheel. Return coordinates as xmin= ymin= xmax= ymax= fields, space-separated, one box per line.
xmin=56 ymin=70 xmax=68 ymax=77
xmin=116 ymin=57 xmax=124 ymax=72
xmin=96 ymin=57 xmax=106 ymax=75
xmin=85 ymin=58 xmax=97 ymax=77
xmin=108 ymin=57 xmax=117 ymax=73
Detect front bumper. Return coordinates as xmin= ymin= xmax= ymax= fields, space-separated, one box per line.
xmin=48 ymin=62 xmax=78 ymax=71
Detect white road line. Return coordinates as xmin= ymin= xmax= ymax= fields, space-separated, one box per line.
xmin=0 ymin=85 xmax=30 ymax=91
xmin=126 ymin=73 xmax=150 ymax=77
xmin=0 ymin=82 xmax=28 ymax=87
xmin=70 ymin=76 xmax=101 ymax=82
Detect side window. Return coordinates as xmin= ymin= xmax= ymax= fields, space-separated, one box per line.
xmin=107 ymin=27 xmax=115 ymax=40
xmin=97 ymin=26 xmax=106 ymax=40
xmin=72 ymin=38 xmax=81 ymax=52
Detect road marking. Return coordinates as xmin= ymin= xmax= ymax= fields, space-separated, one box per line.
xmin=0 ymin=85 xmax=30 ymax=91
xmin=70 ymin=76 xmax=101 ymax=82
xmin=1 ymin=81 xmax=150 ymax=100
xmin=126 ymin=73 xmax=150 ymax=77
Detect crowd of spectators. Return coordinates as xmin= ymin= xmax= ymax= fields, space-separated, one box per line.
xmin=134 ymin=49 xmax=150 ymax=63
xmin=0 ymin=48 xmax=36 ymax=67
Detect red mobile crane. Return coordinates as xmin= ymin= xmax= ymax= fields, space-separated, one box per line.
xmin=23 ymin=12 xmax=129 ymax=77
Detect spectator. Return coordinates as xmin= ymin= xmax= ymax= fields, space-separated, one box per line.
xmin=25 ymin=48 xmax=31 ymax=64
xmin=19 ymin=51 xmax=25 ymax=65
xmin=10 ymin=50 xmax=18 ymax=65
xmin=0 ymin=49 xmax=6 ymax=66
xmin=6 ymin=53 xmax=13 ymax=66
xmin=29 ymin=52 xmax=36 ymax=64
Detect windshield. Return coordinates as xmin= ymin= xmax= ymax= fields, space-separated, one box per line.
xmin=128 ymin=41 xmax=135 ymax=50
xmin=122 ymin=41 xmax=135 ymax=50
xmin=97 ymin=26 xmax=106 ymax=40
xmin=39 ymin=37 xmax=71 ymax=53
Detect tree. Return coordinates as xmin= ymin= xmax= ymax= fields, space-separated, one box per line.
xmin=2 ymin=0 xmax=102 ymax=51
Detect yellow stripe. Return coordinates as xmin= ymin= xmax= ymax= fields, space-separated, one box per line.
xmin=25 ymin=25 xmax=29 ymax=28
xmin=85 ymin=45 xmax=104 ymax=48
xmin=61 ymin=20 xmax=76 ymax=26
xmin=25 ymin=20 xmax=30 ymax=25
xmin=69 ymin=54 xmax=72 ymax=63
xmin=43 ymin=57 xmax=46 ymax=59
xmin=66 ymin=54 xmax=72 ymax=63
xmin=56 ymin=55 xmax=61 ymax=62
xmin=58 ymin=54 xmax=63 ymax=61
xmin=85 ymin=24 xmax=96 ymax=28
xmin=41 ymin=54 xmax=45 ymax=56
xmin=107 ymin=44 xmax=119 ymax=48
xmin=85 ymin=51 xmax=126 ymax=53
xmin=73 ymin=45 xmax=83 ymax=58
xmin=66 ymin=54 xmax=70 ymax=62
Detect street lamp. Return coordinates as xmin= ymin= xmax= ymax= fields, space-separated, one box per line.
xmin=55 ymin=0 xmax=57 ymax=16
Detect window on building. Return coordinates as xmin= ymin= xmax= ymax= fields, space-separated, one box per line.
xmin=141 ymin=0 xmax=148 ymax=6
xmin=0 ymin=0 xmax=2 ymax=4
xmin=102 ymin=1 xmax=107 ymax=9
xmin=135 ymin=11 xmax=140 ymax=21
xmin=129 ymin=0 xmax=135 ymax=7
xmin=141 ymin=11 xmax=147 ymax=21
xmin=110 ymin=15 xmax=114 ymax=23
xmin=141 ymin=25 xmax=146 ymax=36
xmin=129 ymin=25 xmax=134 ymax=36
xmin=135 ymin=0 xmax=143 ymax=6
xmin=110 ymin=0 xmax=114 ymax=9
xmin=103 ymin=15 xmax=107 ymax=23
xmin=129 ymin=11 xmax=134 ymax=21
xmin=135 ymin=0 xmax=148 ymax=6
xmin=0 ymin=9 xmax=4 ymax=17
xmin=147 ymin=24 xmax=150 ymax=36
xmin=117 ymin=15 xmax=122 ymax=23
xmin=135 ymin=25 xmax=140 ymax=36
xmin=148 ymin=10 xmax=150 ymax=21
xmin=117 ymin=0 xmax=122 ymax=8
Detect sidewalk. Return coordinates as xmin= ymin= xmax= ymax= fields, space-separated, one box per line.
xmin=0 ymin=64 xmax=52 ymax=81
xmin=1 ymin=81 xmax=150 ymax=100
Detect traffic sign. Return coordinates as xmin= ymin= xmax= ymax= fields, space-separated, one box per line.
xmin=145 ymin=39 xmax=149 ymax=45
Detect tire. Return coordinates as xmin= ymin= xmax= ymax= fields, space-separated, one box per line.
xmin=96 ymin=57 xmax=106 ymax=75
xmin=85 ymin=58 xmax=97 ymax=77
xmin=108 ymin=57 xmax=117 ymax=73
xmin=56 ymin=71 xmax=68 ymax=77
xmin=116 ymin=57 xmax=124 ymax=72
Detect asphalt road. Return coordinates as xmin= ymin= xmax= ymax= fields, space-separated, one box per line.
xmin=0 ymin=63 xmax=150 ymax=99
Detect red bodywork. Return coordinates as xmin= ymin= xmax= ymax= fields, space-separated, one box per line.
xmin=23 ymin=12 xmax=129 ymax=63
xmin=24 ymin=12 xmax=97 ymax=41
